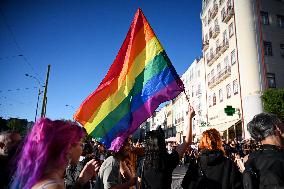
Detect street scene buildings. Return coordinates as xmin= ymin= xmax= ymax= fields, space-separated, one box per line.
xmin=136 ymin=0 xmax=284 ymax=143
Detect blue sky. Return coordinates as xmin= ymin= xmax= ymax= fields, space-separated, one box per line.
xmin=0 ymin=0 xmax=202 ymax=121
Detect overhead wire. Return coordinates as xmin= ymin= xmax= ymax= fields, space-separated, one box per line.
xmin=0 ymin=7 xmax=43 ymax=81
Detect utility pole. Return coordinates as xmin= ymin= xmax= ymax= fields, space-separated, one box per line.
xmin=41 ymin=64 xmax=51 ymax=117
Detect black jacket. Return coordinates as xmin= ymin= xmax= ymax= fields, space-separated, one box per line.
xmin=244 ymin=144 xmax=284 ymax=188
xmin=182 ymin=149 xmax=243 ymax=189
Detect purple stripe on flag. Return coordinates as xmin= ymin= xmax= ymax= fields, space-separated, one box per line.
xmin=109 ymin=80 xmax=182 ymax=151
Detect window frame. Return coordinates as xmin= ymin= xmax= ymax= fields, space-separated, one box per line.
xmin=231 ymin=49 xmax=236 ymax=65
xmin=229 ymin=22 xmax=234 ymax=37
xmin=226 ymin=83 xmax=231 ymax=99
xmin=233 ymin=79 xmax=238 ymax=95
xmin=267 ymin=73 xmax=276 ymax=88
xmin=276 ymin=14 xmax=284 ymax=28
xmin=260 ymin=11 xmax=269 ymax=25
xmin=219 ymin=89 xmax=223 ymax=102
xmin=264 ymin=41 xmax=273 ymax=56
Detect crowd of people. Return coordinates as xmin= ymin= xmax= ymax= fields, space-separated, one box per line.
xmin=0 ymin=105 xmax=283 ymax=189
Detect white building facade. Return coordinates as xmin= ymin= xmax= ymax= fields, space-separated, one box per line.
xmin=201 ymin=0 xmax=284 ymax=139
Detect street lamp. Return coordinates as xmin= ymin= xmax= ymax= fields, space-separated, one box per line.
xmin=25 ymin=74 xmax=44 ymax=122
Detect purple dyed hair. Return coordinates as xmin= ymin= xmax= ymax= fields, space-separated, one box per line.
xmin=11 ymin=118 xmax=84 ymax=189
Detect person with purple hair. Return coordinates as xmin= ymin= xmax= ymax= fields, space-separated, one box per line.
xmin=10 ymin=118 xmax=100 ymax=189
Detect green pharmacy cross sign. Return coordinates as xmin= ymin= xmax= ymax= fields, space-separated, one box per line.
xmin=224 ymin=105 xmax=235 ymax=116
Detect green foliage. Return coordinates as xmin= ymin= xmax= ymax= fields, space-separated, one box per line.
xmin=6 ymin=118 xmax=29 ymax=135
xmin=262 ymin=88 xmax=284 ymax=121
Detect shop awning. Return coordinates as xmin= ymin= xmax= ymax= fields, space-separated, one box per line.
xmin=208 ymin=118 xmax=241 ymax=132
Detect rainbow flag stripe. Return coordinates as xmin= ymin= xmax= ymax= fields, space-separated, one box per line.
xmin=74 ymin=8 xmax=184 ymax=151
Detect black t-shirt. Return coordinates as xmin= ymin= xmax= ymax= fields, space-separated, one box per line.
xmin=141 ymin=150 xmax=180 ymax=189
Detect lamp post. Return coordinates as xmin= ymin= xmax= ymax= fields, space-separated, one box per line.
xmin=25 ymin=74 xmax=43 ymax=122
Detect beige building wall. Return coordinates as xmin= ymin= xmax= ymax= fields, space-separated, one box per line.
xmin=201 ymin=0 xmax=284 ymax=139
xmin=201 ymin=0 xmax=242 ymax=138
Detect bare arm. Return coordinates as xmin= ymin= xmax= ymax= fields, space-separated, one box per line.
xmin=176 ymin=105 xmax=195 ymax=159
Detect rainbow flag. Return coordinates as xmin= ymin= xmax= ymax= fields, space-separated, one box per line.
xmin=74 ymin=8 xmax=184 ymax=151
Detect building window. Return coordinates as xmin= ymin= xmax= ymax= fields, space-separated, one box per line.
xmin=221 ymin=8 xmax=226 ymax=20
xmin=267 ymin=73 xmax=276 ymax=88
xmin=214 ymin=19 xmax=218 ymax=26
xmin=224 ymin=56 xmax=229 ymax=67
xmin=217 ymin=63 xmax=221 ymax=74
xmin=204 ymin=16 xmax=207 ymax=26
xmin=277 ymin=15 xmax=284 ymax=28
xmin=260 ymin=11 xmax=269 ymax=25
xmin=264 ymin=41 xmax=273 ymax=56
xmin=211 ymin=69 xmax=215 ymax=79
xmin=208 ymin=95 xmax=212 ymax=107
xmin=219 ymin=89 xmax=223 ymax=102
xmin=213 ymin=93 xmax=216 ymax=106
xmin=226 ymin=83 xmax=231 ymax=98
xmin=229 ymin=22 xmax=234 ymax=37
xmin=233 ymin=79 xmax=238 ymax=95
xmin=223 ymin=30 xmax=228 ymax=42
xmin=231 ymin=49 xmax=236 ymax=65
xmin=216 ymin=39 xmax=219 ymax=48
xmin=206 ymin=52 xmax=209 ymax=61
xmin=280 ymin=44 xmax=284 ymax=58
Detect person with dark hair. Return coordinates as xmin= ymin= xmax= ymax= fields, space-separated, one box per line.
xmin=140 ymin=105 xmax=195 ymax=189
xmin=94 ymin=139 xmax=137 ymax=189
xmin=0 ymin=131 xmax=22 ymax=188
xmin=182 ymin=128 xmax=243 ymax=189
xmin=10 ymin=118 xmax=100 ymax=189
xmin=243 ymin=113 xmax=284 ymax=189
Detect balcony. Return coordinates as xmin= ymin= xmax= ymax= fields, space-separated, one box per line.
xmin=214 ymin=46 xmax=221 ymax=59
xmin=210 ymin=4 xmax=218 ymax=20
xmin=220 ymin=40 xmax=229 ymax=53
xmin=207 ymin=46 xmax=221 ymax=66
xmin=222 ymin=6 xmax=234 ymax=23
xmin=212 ymin=25 xmax=220 ymax=39
xmin=216 ymin=66 xmax=231 ymax=84
xmin=208 ymin=76 xmax=216 ymax=88
xmin=202 ymin=40 xmax=209 ymax=51
xmin=207 ymin=52 xmax=215 ymax=66
xmin=209 ymin=29 xmax=213 ymax=39
xmin=208 ymin=66 xmax=231 ymax=88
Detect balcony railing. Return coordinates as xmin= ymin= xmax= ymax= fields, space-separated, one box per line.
xmin=222 ymin=6 xmax=234 ymax=23
xmin=220 ymin=39 xmax=229 ymax=53
xmin=214 ymin=46 xmax=221 ymax=59
xmin=210 ymin=4 xmax=218 ymax=20
xmin=207 ymin=46 xmax=222 ymax=66
xmin=212 ymin=25 xmax=220 ymax=39
xmin=202 ymin=40 xmax=209 ymax=50
xmin=208 ymin=66 xmax=231 ymax=88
